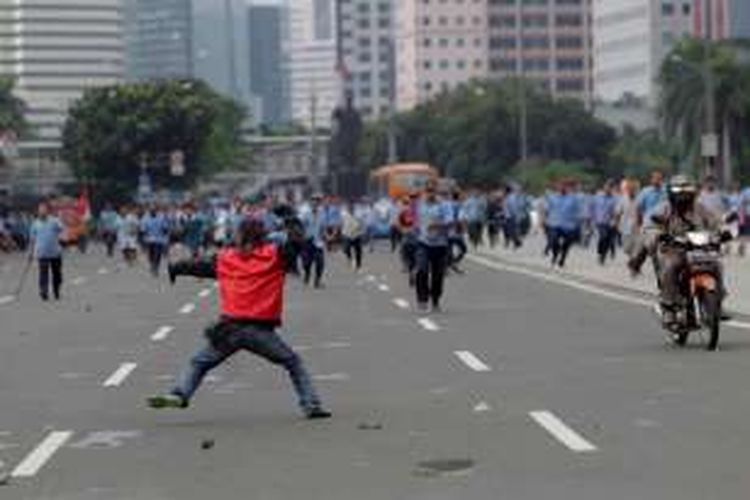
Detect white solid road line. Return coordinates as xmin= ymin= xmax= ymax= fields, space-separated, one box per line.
xmin=11 ymin=430 xmax=74 ymax=478
xmin=103 ymin=363 xmax=137 ymax=387
xmin=530 ymin=411 xmax=598 ymax=453
xmin=198 ymin=288 xmax=212 ymax=298
xmin=393 ymin=298 xmax=410 ymax=310
xmin=378 ymin=283 xmax=390 ymax=292
xmin=151 ymin=325 xmax=174 ymax=342
xmin=469 ymin=254 xmax=750 ymax=332
xmin=179 ymin=303 xmax=196 ymax=314
xmin=0 ymin=295 xmax=15 ymax=305
xmin=454 ymin=351 xmax=492 ymax=372
xmin=417 ymin=318 xmax=440 ymax=331
xmin=468 ymin=255 xmax=651 ymax=308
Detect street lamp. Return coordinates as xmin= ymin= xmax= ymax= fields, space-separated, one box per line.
xmin=668 ymin=46 xmax=719 ymax=181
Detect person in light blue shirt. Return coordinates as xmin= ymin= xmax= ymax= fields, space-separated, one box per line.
xmin=738 ymin=186 xmax=750 ymax=257
xmin=545 ymin=179 xmax=581 ymax=268
xmin=98 ymin=204 xmax=120 ymax=257
xmin=140 ymin=207 xmax=171 ymax=277
xmin=300 ymin=196 xmax=326 ymax=288
xmin=30 ymin=202 xmax=64 ymax=301
xmin=592 ymin=180 xmax=619 ymax=264
xmin=503 ymin=184 xmax=530 ymax=249
xmin=415 ymin=183 xmax=453 ymax=311
xmin=461 ymin=190 xmax=486 ymax=249
xmin=636 ymin=170 xmax=666 ymax=226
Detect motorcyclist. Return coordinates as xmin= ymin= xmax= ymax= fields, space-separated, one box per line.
xmin=648 ymin=175 xmax=721 ymax=325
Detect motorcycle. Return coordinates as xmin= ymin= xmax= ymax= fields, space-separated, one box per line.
xmin=657 ymin=229 xmax=732 ymax=351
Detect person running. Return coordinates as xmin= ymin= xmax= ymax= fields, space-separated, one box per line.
xmin=628 ymin=170 xmax=666 ymax=275
xmin=29 ymin=202 xmax=64 ymax=301
xmin=117 ymin=206 xmax=139 ymax=265
xmin=503 ymin=184 xmax=530 ymax=250
xmin=415 ymin=181 xmax=452 ymax=312
xmin=592 ymin=180 xmax=619 ymax=265
xmin=462 ymin=189 xmax=486 ymax=250
xmin=615 ymin=178 xmax=640 ymax=260
xmin=486 ymin=191 xmax=504 ymax=249
xmin=397 ymin=194 xmax=419 ymax=284
xmin=147 ymin=217 xmax=331 ymax=420
xmin=140 ymin=205 xmax=171 ymax=277
xmin=738 ymin=183 xmax=750 ymax=257
xmin=447 ymin=189 xmax=467 ymax=273
xmin=98 ymin=203 xmax=119 ymax=258
xmin=182 ymin=204 xmax=207 ymax=259
xmin=545 ymin=179 xmax=581 ymax=268
xmin=342 ymin=201 xmax=366 ymax=271
xmin=300 ymin=195 xmax=326 ymax=288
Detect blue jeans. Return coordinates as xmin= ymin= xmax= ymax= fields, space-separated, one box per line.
xmin=301 ymin=240 xmax=325 ymax=285
xmin=173 ymin=324 xmax=322 ymax=412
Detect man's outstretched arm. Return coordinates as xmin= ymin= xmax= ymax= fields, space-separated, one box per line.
xmin=168 ymin=255 xmax=218 ymax=283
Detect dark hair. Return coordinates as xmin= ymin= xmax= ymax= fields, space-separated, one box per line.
xmin=235 ymin=217 xmax=267 ymax=248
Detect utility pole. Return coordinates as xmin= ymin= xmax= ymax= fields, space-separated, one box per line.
xmin=516 ymin=0 xmax=528 ymax=163
xmin=386 ymin=38 xmax=398 ymax=164
xmin=309 ymin=81 xmax=320 ymax=194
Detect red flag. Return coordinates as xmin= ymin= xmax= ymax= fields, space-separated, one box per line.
xmin=76 ymin=188 xmax=92 ymax=221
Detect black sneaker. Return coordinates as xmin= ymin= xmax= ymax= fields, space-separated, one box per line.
xmin=305 ymin=407 xmax=332 ymax=420
xmin=167 ymin=265 xmax=177 ymax=285
xmin=147 ymin=394 xmax=188 ymax=409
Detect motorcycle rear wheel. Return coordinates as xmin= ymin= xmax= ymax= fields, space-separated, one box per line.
xmin=700 ymin=290 xmax=721 ymax=351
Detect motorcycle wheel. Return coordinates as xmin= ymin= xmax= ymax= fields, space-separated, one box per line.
xmin=700 ymin=290 xmax=721 ymax=351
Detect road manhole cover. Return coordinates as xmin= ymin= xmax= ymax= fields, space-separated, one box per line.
xmin=414 ymin=459 xmax=475 ymax=478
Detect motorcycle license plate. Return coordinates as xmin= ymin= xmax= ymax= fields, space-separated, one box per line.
xmin=686 ymin=250 xmax=718 ymax=265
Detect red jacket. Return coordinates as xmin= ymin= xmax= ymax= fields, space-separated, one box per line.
xmin=217 ymin=243 xmax=285 ymax=324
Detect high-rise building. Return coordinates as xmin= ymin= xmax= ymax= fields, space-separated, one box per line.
xmin=395 ymin=0 xmax=490 ymax=110
xmin=0 ymin=0 xmax=125 ymax=192
xmin=248 ymin=2 xmax=290 ymax=126
xmin=693 ymin=0 xmax=750 ymax=40
xmin=0 ymin=0 xmax=125 ymax=143
xmin=339 ymin=0 xmax=396 ymax=121
xmin=125 ymin=0 xmax=192 ymax=80
xmin=287 ymin=0 xmax=340 ymax=127
xmin=486 ymin=0 xmax=593 ymax=104
xmin=125 ymin=0 xmax=252 ymax=111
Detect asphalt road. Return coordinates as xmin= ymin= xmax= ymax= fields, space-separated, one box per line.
xmin=2 ymin=243 xmax=750 ymax=499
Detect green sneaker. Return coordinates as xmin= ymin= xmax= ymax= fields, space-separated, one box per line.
xmin=147 ymin=394 xmax=188 ymax=409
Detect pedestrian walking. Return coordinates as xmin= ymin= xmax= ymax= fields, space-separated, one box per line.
xmin=29 ymin=202 xmax=64 ymax=301
xmin=98 ymin=203 xmax=119 ymax=257
xmin=592 ymin=180 xmax=618 ymax=265
xmin=342 ymin=201 xmax=366 ymax=271
xmin=300 ymin=196 xmax=326 ymax=288
xmin=415 ymin=182 xmax=452 ymax=312
xmin=117 ymin=206 xmax=139 ymax=265
xmin=140 ymin=206 xmax=171 ymax=277
xmin=545 ymin=179 xmax=581 ymax=268
xmin=147 ymin=217 xmax=331 ymax=420
xmin=615 ymin=178 xmax=640 ymax=260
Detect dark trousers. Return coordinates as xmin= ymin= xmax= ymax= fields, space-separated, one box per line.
xmin=301 ymin=241 xmax=325 ymax=286
xmin=596 ymin=224 xmax=617 ymax=263
xmin=344 ymin=236 xmax=363 ymax=270
xmin=147 ymin=243 xmax=165 ymax=276
xmin=173 ymin=324 xmax=321 ymax=412
xmin=38 ymin=257 xmax=62 ymax=299
xmin=449 ymin=236 xmax=467 ymax=266
xmin=467 ymin=221 xmax=484 ymax=248
xmin=549 ymin=227 xmax=577 ymax=268
xmin=503 ymin=218 xmax=522 ymax=249
xmin=102 ymin=231 xmax=116 ymax=257
xmin=390 ymin=226 xmax=402 ymax=252
xmin=416 ymin=243 xmax=448 ymax=307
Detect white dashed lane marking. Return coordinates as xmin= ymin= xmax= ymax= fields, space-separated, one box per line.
xmin=393 ymin=298 xmax=410 ymax=310
xmin=454 ymin=351 xmax=492 ymax=372
xmin=417 ymin=318 xmax=440 ymax=332
xmin=179 ymin=303 xmax=195 ymax=314
xmin=530 ymin=411 xmax=598 ymax=453
xmin=97 ymin=268 xmax=109 ymax=275
xmin=103 ymin=363 xmax=137 ymax=387
xmin=151 ymin=325 xmax=174 ymax=342
xmin=71 ymin=277 xmax=87 ymax=286
xmin=198 ymin=288 xmax=212 ymax=298
xmin=0 ymin=295 xmax=14 ymax=305
xmin=11 ymin=430 xmax=74 ymax=478
xmin=378 ymin=283 xmax=390 ymax=292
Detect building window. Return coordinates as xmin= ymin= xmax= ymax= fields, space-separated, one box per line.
xmin=358 ymin=19 xmax=370 ymax=29
xmin=490 ymin=37 xmax=516 ymax=49
xmin=423 ymin=60 xmax=432 ymax=69
xmin=439 ymin=60 xmax=450 ymax=69
xmin=522 ymin=36 xmax=549 ymax=49
xmin=556 ymin=36 xmax=582 ymax=49
xmin=456 ymin=60 xmax=466 ymax=69
xmin=555 ymin=14 xmax=582 ymax=27
xmin=423 ymin=38 xmax=432 ymax=47
xmin=662 ymin=3 xmax=675 ymax=16
xmin=378 ymin=18 xmax=390 ymax=28
xmin=439 ymin=16 xmax=448 ymax=25
xmin=556 ymin=57 xmax=583 ymax=70
xmin=422 ymin=16 xmax=430 ymax=26
xmin=522 ymin=58 xmax=549 ymax=71
xmin=557 ymin=78 xmax=584 ymax=91
xmin=523 ymin=15 xmax=548 ymax=28
xmin=456 ymin=16 xmax=465 ymax=26
xmin=456 ymin=38 xmax=465 ymax=47
xmin=439 ymin=38 xmax=449 ymax=47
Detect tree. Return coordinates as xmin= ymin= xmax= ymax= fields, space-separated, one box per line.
xmin=62 ymin=80 xmax=245 ymax=203
xmin=659 ymin=38 xmax=750 ymax=182
xmin=0 ymin=78 xmax=28 ymax=168
xmin=359 ymin=79 xmax=616 ymax=188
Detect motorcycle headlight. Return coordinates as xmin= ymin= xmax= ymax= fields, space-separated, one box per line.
xmin=686 ymin=231 xmax=710 ymax=246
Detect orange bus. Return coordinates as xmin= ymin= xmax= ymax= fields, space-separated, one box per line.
xmin=370 ymin=163 xmax=439 ymax=200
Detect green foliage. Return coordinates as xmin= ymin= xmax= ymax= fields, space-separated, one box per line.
xmin=509 ymin=159 xmax=599 ymax=194
xmin=659 ymin=38 xmax=750 ymax=175
xmin=62 ymin=80 xmax=245 ymax=202
xmin=606 ymin=126 xmax=679 ymax=179
xmin=360 ymin=79 xmax=616 ymax=188
xmin=0 ymin=77 xmax=27 ymax=136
